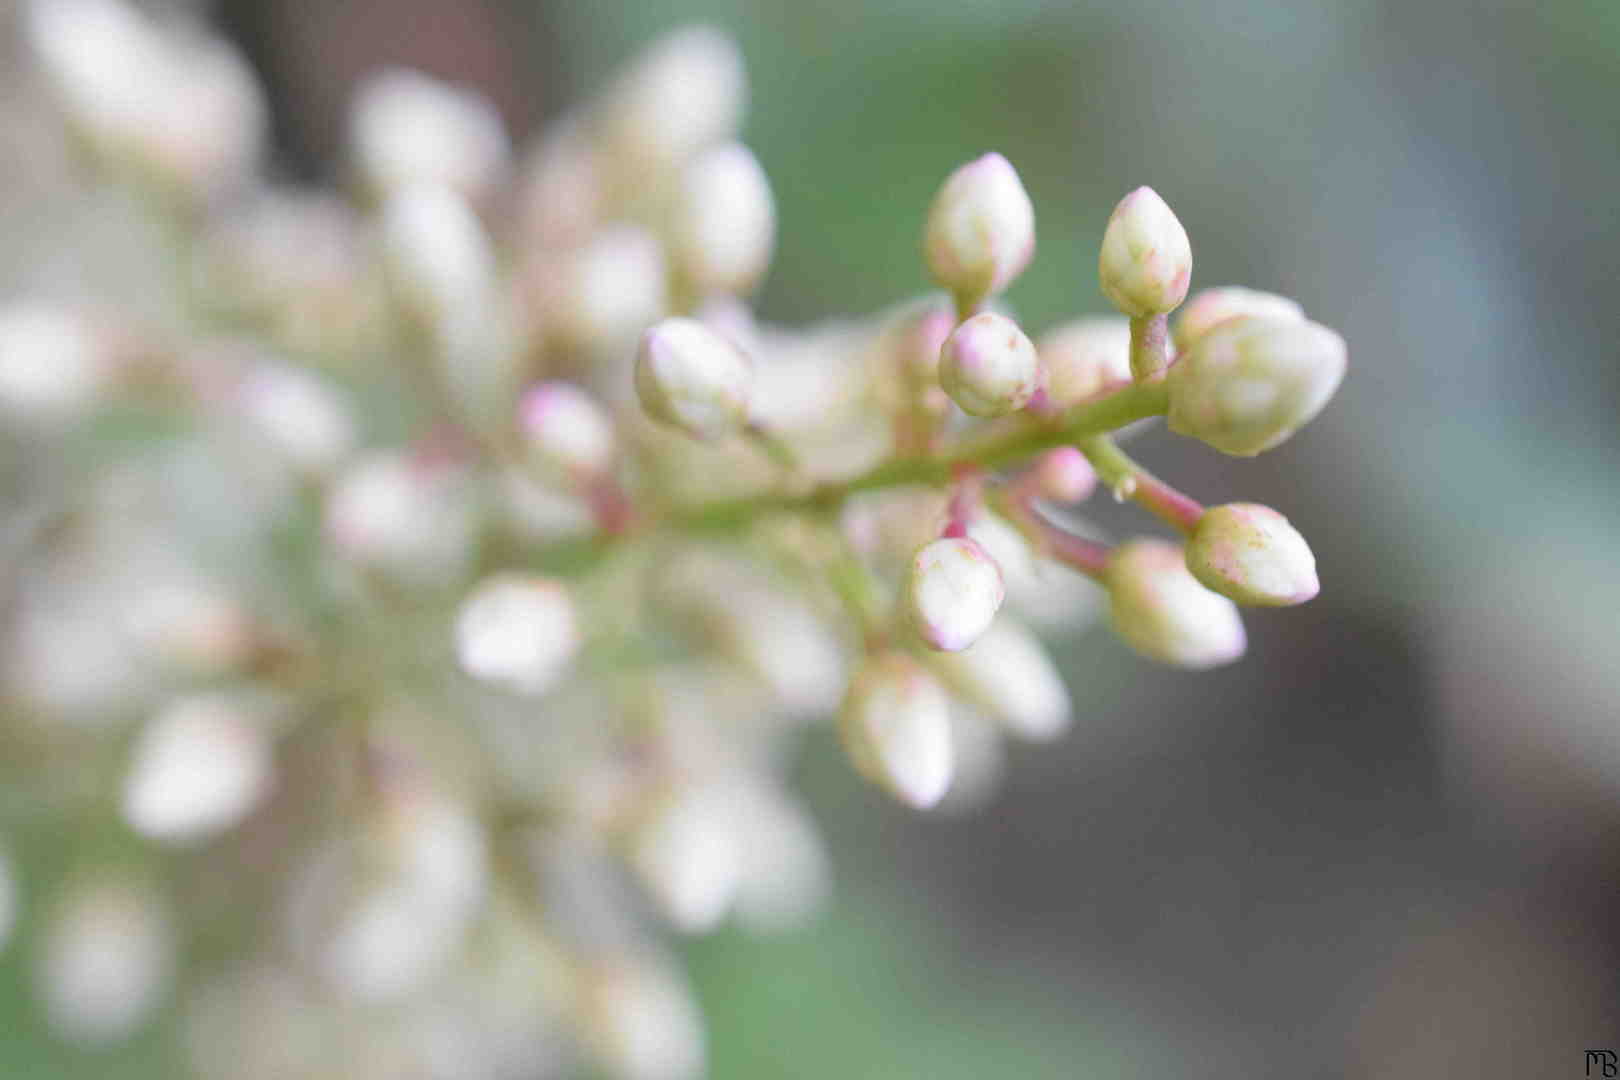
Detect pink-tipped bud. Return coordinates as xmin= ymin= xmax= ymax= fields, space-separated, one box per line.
xmin=1186 ymin=503 xmax=1318 ymax=607
xmin=939 ymin=311 xmax=1040 ymax=417
xmin=670 ymin=142 xmax=776 ymax=297
xmin=924 ymin=153 xmax=1036 ymax=302
xmin=1106 ymin=539 xmax=1246 ymax=669
xmin=839 ymin=653 xmax=953 ymax=810
xmin=1172 ymin=286 xmax=1305 ymax=354
xmin=1034 ymin=317 xmax=1132 ymax=411
xmin=905 ymin=536 xmax=1005 ymax=652
xmin=1167 ymin=314 xmax=1347 ymax=456
xmin=519 ymin=381 xmax=616 ymax=480
xmin=1098 ymin=186 xmax=1192 ymax=318
xmin=1030 ymin=447 xmax=1097 ymax=504
xmin=634 ymin=317 xmax=752 ymax=439
xmin=454 ymin=574 xmax=579 ymax=696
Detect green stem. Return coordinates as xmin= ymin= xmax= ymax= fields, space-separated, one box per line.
xmin=1129 ymin=313 xmax=1171 ymax=381
xmin=668 ymin=380 xmax=1170 ymax=533
xmin=1078 ymin=433 xmax=1204 ymax=535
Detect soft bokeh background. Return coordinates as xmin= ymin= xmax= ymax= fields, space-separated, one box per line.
xmin=4 ymin=0 xmax=1620 ymax=1076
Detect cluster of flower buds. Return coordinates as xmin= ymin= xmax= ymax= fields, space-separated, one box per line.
xmin=0 ymin=8 xmax=1347 ymax=1078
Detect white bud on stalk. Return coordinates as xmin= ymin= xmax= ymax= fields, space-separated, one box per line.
xmin=1185 ymin=503 xmax=1319 ymax=606
xmin=939 ymin=311 xmax=1041 ymax=417
xmin=904 ymin=536 xmax=1005 ymax=652
xmin=1167 ymin=315 xmax=1347 ymax=456
xmin=634 ymin=317 xmax=752 ymax=440
xmin=1098 ymin=186 xmax=1192 ymax=318
xmin=839 ymin=653 xmax=954 ymax=809
xmin=1106 ymin=539 xmax=1246 ymax=669
xmin=924 ymin=153 xmax=1036 ymax=302
xmin=455 ymin=574 xmax=580 ymax=696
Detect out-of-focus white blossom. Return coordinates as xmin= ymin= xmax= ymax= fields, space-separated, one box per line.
xmin=628 ymin=785 xmax=741 ymax=933
xmin=594 ymin=25 xmax=746 ymax=179
xmin=122 ymin=693 xmax=273 ymax=845
xmin=1172 ymin=286 xmax=1305 ymax=354
xmin=840 ymin=652 xmax=954 ymax=810
xmin=635 ymin=317 xmax=753 ymax=440
xmin=1185 ymin=502 xmax=1319 ymax=606
xmin=933 ymin=618 xmax=1071 ymax=741
xmin=37 ymin=875 xmax=173 ymax=1044
xmin=1036 ymin=317 xmax=1132 ymax=411
xmin=0 ymin=304 xmax=110 ymax=427
xmin=924 ymin=152 xmax=1036 ymax=301
xmin=519 ymin=381 xmax=618 ymax=481
xmin=580 ymin=957 xmax=707 ymax=1080
xmin=238 ymin=362 xmax=357 ymax=475
xmin=1106 ymin=539 xmax=1246 ymax=668
xmin=455 ymin=574 xmax=580 ymax=697
xmin=324 ymin=452 xmax=479 ymax=587
xmin=350 ymin=68 xmax=510 ymax=202
xmin=669 ymin=142 xmax=776 ymax=296
xmin=532 ymin=225 xmax=670 ymax=352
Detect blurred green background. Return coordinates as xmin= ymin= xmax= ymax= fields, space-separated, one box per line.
xmin=6 ymin=0 xmax=1620 ymax=1076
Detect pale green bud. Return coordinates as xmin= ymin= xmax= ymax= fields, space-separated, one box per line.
xmin=634 ymin=317 xmax=752 ymax=440
xmin=904 ymin=536 xmax=1005 ymax=652
xmin=1186 ymin=503 xmax=1319 ymax=607
xmin=1097 ymin=186 xmax=1192 ymax=318
xmin=1106 ymin=539 xmax=1246 ymax=669
xmin=1035 ymin=317 xmax=1131 ymax=411
xmin=839 ymin=653 xmax=953 ymax=810
xmin=1167 ymin=314 xmax=1347 ymax=456
xmin=924 ymin=153 xmax=1036 ymax=302
xmin=939 ymin=311 xmax=1040 ymax=417
xmin=1172 ymin=286 xmax=1304 ymax=354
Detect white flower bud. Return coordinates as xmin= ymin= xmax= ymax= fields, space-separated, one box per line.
xmin=145 ymin=29 xmax=266 ymax=202
xmin=238 ymin=363 xmax=356 ymax=475
xmin=629 ymin=786 xmax=740 ymax=933
xmin=839 ymin=653 xmax=953 ymax=809
xmin=27 ymin=0 xmax=162 ymax=158
xmin=670 ymin=142 xmax=775 ymax=296
xmin=939 ymin=311 xmax=1040 ymax=417
xmin=1167 ymin=315 xmax=1347 ymax=456
xmin=1035 ymin=317 xmax=1132 ymax=410
xmin=634 ymin=317 xmax=752 ymax=439
xmin=519 ymin=381 xmax=616 ymax=480
xmin=0 ymin=304 xmax=109 ymax=426
xmin=1097 ymin=186 xmax=1192 ymax=318
xmin=532 ymin=225 xmax=669 ymax=351
xmin=325 ymin=453 xmax=478 ymax=587
xmin=350 ymin=68 xmax=509 ymax=201
xmin=1186 ymin=503 xmax=1319 ymax=607
xmin=924 ymin=153 xmax=1036 ymax=301
xmin=1030 ymin=447 xmax=1097 ymax=503
xmin=1106 ymin=539 xmax=1246 ymax=669
xmin=38 ymin=876 xmax=172 ymax=1044
xmin=122 ymin=694 xmax=273 ymax=845
xmin=596 ymin=25 xmax=746 ymax=176
xmin=455 ymin=574 xmax=580 ymax=696
xmin=904 ymin=536 xmax=1005 ymax=652
xmin=933 ymin=619 xmax=1070 ymax=741
xmin=379 ymin=183 xmax=496 ymax=327
xmin=729 ymin=784 xmax=828 ymax=933
xmin=581 ymin=959 xmax=706 ymax=1080
xmin=1172 ymin=286 xmax=1305 ymax=354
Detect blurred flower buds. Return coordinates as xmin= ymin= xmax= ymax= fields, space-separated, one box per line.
xmin=1172 ymin=286 xmax=1305 ymax=354
xmin=122 ymin=693 xmax=273 ymax=845
xmin=924 ymin=153 xmax=1036 ymax=303
xmin=669 ymin=142 xmax=776 ymax=297
xmin=939 ymin=311 xmax=1041 ymax=417
xmin=1167 ymin=315 xmax=1347 ymax=456
xmin=38 ymin=875 xmax=172 ymax=1044
xmin=1034 ymin=317 xmax=1132 ymax=411
xmin=1106 ymin=539 xmax=1246 ymax=668
xmin=1029 ymin=447 xmax=1097 ymax=504
xmin=455 ymin=575 xmax=580 ymax=696
xmin=1098 ymin=186 xmax=1192 ymax=318
xmin=635 ymin=317 xmax=753 ymax=439
xmin=905 ymin=536 xmax=1005 ymax=651
xmin=237 ymin=362 xmax=356 ymax=476
xmin=349 ymin=68 xmax=510 ymax=203
xmin=1185 ymin=503 xmax=1319 ymax=606
xmin=0 ymin=303 xmax=110 ymax=427
xmin=519 ymin=381 xmax=617 ymax=482
xmin=933 ymin=618 xmax=1071 ymax=741
xmin=594 ymin=24 xmax=746 ymax=179
xmin=324 ymin=452 xmax=478 ymax=586
xmin=840 ymin=652 xmax=954 ymax=809
xmin=580 ymin=958 xmax=706 ymax=1080
xmin=629 ymin=786 xmax=741 ymax=933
